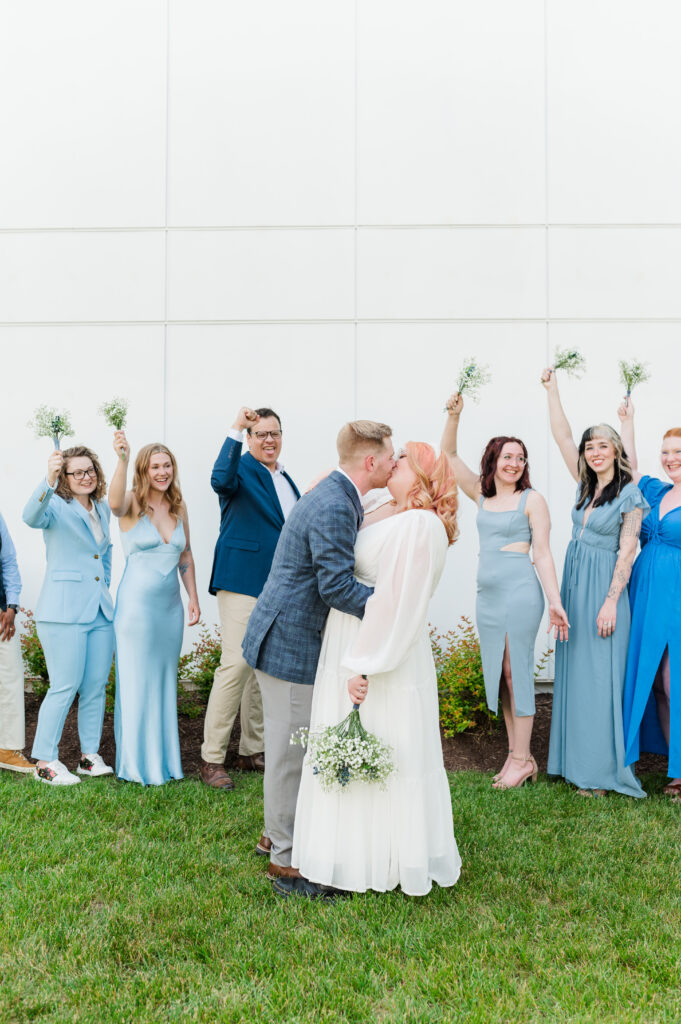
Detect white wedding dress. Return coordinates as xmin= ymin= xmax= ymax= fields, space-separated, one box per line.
xmin=292 ymin=508 xmax=462 ymax=896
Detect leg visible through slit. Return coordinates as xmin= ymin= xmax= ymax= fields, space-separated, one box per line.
xmin=496 ymin=636 xmax=535 ymax=785
xmin=652 ymin=647 xmax=679 ymax=786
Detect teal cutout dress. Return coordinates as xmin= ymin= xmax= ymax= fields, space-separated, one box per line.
xmin=114 ymin=515 xmax=185 ymax=785
xmin=475 ymin=489 xmax=545 ymax=717
xmin=547 ymin=482 xmax=648 ymax=796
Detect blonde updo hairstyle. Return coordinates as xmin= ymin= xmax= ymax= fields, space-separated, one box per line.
xmin=132 ymin=443 xmax=184 ymax=520
xmin=403 ymin=441 xmax=459 ymax=545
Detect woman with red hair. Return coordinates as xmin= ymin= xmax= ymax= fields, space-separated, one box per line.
xmin=618 ymin=403 xmax=681 ymax=797
xmin=443 ymin=393 xmax=569 ymax=789
xmin=291 ymin=439 xmax=461 ymax=896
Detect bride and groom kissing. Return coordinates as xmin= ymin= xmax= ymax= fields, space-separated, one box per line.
xmin=242 ymin=418 xmax=462 ymax=899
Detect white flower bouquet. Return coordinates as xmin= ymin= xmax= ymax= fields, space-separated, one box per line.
xmin=100 ymin=396 xmax=129 ymax=430
xmin=455 ymin=357 xmax=492 ymax=403
xmin=29 ymin=405 xmax=74 ymax=450
xmin=292 ymin=706 xmax=394 ymax=791
xmin=619 ymin=359 xmax=650 ymax=401
xmin=553 ymin=347 xmax=586 ymax=379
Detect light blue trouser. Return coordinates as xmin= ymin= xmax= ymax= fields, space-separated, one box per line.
xmin=32 ymin=611 xmax=114 ymax=762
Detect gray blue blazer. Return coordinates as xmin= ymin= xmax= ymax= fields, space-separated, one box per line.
xmin=23 ymin=478 xmax=114 ymax=624
xmin=242 ymin=471 xmax=373 ymax=685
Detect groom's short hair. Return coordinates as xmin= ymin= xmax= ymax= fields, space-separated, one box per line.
xmin=336 ymin=420 xmax=392 ymax=462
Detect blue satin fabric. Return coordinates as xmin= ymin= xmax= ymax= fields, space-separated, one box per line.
xmin=114 ymin=516 xmax=185 ymax=785
xmin=623 ymin=476 xmax=681 ymax=774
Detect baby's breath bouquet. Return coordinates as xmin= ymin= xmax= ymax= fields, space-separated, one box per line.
xmin=553 ymin=347 xmax=586 ymax=379
xmin=619 ymin=360 xmax=650 ymax=403
xmin=100 ymin=396 xmax=129 ymax=431
xmin=29 ymin=405 xmax=74 ymax=450
xmin=455 ymin=357 xmax=492 ymax=403
xmin=292 ymin=706 xmax=394 ymax=791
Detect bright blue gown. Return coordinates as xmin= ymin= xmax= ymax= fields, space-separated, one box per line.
xmin=623 ymin=476 xmax=681 ymax=775
xmin=114 ymin=515 xmax=185 ymax=785
xmin=547 ymin=482 xmax=648 ymax=797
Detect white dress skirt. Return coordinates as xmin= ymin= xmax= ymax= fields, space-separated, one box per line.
xmin=292 ymin=508 xmax=462 ymax=896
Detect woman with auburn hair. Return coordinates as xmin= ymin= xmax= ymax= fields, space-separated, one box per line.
xmin=442 ymin=393 xmax=569 ymax=790
xmin=540 ymin=368 xmax=648 ymax=797
xmin=291 ymin=437 xmax=462 ymax=897
xmin=617 ymin=403 xmax=681 ymax=798
xmin=23 ymin=446 xmax=114 ymax=785
xmin=109 ymin=432 xmax=200 ymax=785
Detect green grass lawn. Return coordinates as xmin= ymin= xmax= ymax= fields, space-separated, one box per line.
xmin=1 ymin=770 xmax=680 ymax=1024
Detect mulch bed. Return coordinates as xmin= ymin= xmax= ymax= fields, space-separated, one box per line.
xmin=21 ymin=692 xmax=668 ymax=778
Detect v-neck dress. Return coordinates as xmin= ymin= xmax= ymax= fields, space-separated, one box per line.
xmin=114 ymin=515 xmax=186 ymax=785
xmin=547 ymin=482 xmax=648 ymax=796
xmin=623 ymin=476 xmax=681 ymax=775
xmin=475 ymin=489 xmax=544 ymax=717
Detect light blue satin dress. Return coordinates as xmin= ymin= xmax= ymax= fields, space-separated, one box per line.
xmin=475 ymin=489 xmax=544 ymax=717
xmin=548 ymin=483 xmax=648 ymax=797
xmin=114 ymin=516 xmax=185 ymax=785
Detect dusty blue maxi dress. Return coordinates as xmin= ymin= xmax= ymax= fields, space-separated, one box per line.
xmin=476 ymin=489 xmax=544 ymax=717
xmin=547 ymin=482 xmax=648 ymax=796
xmin=114 ymin=515 xmax=185 ymax=785
xmin=623 ymin=476 xmax=681 ymax=775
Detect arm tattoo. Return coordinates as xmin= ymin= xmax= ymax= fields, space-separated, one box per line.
xmin=179 ymin=562 xmax=188 ymax=576
xmin=607 ymin=564 xmax=631 ymax=600
xmin=620 ymin=510 xmax=642 ymax=539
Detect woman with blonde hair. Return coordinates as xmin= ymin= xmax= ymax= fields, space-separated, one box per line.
xmin=109 ymin=432 xmax=200 ymax=785
xmin=541 ymin=369 xmax=648 ymax=797
xmin=617 ymin=402 xmax=681 ymax=798
xmin=23 ymin=445 xmax=114 ymax=784
xmin=290 ymin=438 xmax=462 ymax=898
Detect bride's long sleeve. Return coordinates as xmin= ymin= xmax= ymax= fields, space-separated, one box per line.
xmin=342 ymin=510 xmax=447 ymax=678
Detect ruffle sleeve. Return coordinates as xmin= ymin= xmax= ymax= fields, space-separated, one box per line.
xmin=638 ymin=475 xmax=671 ymax=509
xmin=342 ymin=510 xmax=447 ymax=678
xmin=617 ymin=482 xmax=650 ymax=525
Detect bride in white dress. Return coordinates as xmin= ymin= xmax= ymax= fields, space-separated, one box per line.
xmin=292 ymin=442 xmax=462 ymax=896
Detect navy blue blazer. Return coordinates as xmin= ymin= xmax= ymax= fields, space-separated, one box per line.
xmin=242 ymin=471 xmax=373 ymax=685
xmin=209 ymin=436 xmax=300 ymax=599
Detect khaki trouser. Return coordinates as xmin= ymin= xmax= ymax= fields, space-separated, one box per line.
xmin=201 ymin=590 xmax=264 ymax=763
xmin=256 ymin=668 xmax=314 ymax=867
xmin=0 ymin=632 xmax=25 ymax=750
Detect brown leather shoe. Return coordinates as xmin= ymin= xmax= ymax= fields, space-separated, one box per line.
xmin=237 ymin=753 xmax=265 ymax=772
xmin=266 ymin=862 xmax=302 ymax=881
xmin=200 ymin=760 xmax=234 ymax=790
xmin=255 ymin=834 xmax=272 ymax=856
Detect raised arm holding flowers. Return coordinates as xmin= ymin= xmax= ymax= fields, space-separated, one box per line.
xmin=441 ymin=390 xmax=568 ymax=790
xmin=540 ymin=367 xmax=647 ymax=798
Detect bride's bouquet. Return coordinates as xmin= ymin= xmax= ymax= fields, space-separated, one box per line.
xmin=292 ymin=706 xmax=394 ymax=792
xmin=29 ymin=405 xmax=74 ymax=450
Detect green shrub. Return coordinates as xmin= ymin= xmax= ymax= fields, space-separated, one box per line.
xmin=431 ymin=617 xmax=499 ymax=735
xmin=177 ymin=622 xmax=221 ymax=700
xmin=19 ymin=609 xmax=50 ymax=698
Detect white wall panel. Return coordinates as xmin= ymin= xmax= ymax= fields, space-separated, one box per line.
xmin=358 ymin=0 xmax=546 ymax=225
xmin=164 ymin=324 xmax=356 ymax=615
xmin=0 ymin=1 xmax=166 ymax=229
xmin=0 ymin=232 xmax=166 ymax=323
xmin=548 ymin=0 xmax=681 ymax=223
xmin=358 ymin=228 xmax=545 ymax=319
xmin=2 ymin=327 xmax=165 ymax=616
xmin=168 ymin=0 xmax=355 ymax=226
xmin=550 ymin=228 xmax=681 ymax=319
xmin=167 ymin=229 xmax=354 ymax=321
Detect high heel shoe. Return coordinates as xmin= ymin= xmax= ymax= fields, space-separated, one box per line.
xmin=493 ymin=754 xmax=538 ymax=790
xmin=492 ymin=749 xmax=513 ymax=784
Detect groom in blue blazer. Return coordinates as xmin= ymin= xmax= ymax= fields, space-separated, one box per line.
xmin=201 ymin=406 xmax=300 ymax=793
xmin=243 ymin=419 xmax=396 ymax=894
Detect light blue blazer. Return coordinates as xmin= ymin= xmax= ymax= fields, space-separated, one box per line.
xmin=23 ymin=478 xmax=114 ymax=624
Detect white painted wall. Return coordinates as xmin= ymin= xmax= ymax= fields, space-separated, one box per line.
xmin=2 ymin=1 xmax=680 ymax=678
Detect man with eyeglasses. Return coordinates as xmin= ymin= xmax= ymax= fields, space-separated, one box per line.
xmin=201 ymin=406 xmax=300 ymax=806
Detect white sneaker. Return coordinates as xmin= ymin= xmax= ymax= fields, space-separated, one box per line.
xmin=34 ymin=759 xmax=80 ymax=786
xmin=77 ymin=753 xmax=113 ymax=777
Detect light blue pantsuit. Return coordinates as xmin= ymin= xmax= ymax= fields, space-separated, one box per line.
xmin=23 ymin=478 xmax=114 ymax=762
xmin=33 ymin=611 xmax=114 ymax=761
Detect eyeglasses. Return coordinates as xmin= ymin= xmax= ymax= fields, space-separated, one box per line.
xmin=252 ymin=430 xmax=282 ymax=440
xmin=66 ymin=468 xmax=97 ymax=481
